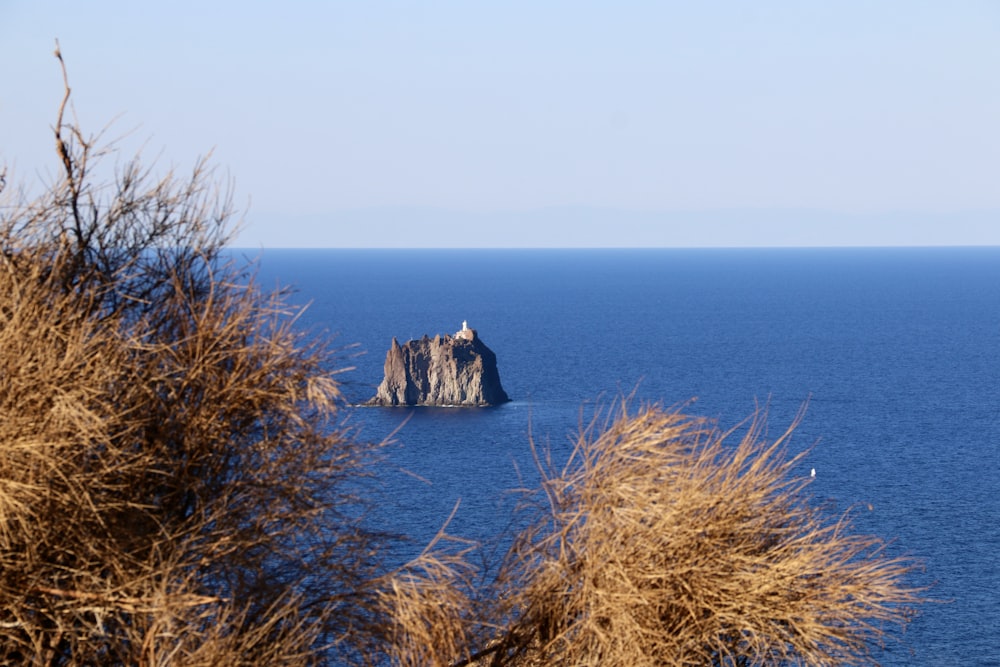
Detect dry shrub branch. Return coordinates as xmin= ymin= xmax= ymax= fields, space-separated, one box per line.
xmin=0 ymin=49 xmax=388 ymax=664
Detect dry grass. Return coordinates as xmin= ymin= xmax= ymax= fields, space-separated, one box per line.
xmin=472 ymin=401 xmax=924 ymax=666
xmin=374 ymin=506 xmax=481 ymax=667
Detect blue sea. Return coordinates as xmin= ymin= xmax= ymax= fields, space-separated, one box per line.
xmin=249 ymin=247 xmax=1000 ymax=665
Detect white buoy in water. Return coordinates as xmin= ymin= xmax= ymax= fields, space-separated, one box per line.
xmin=810 ymin=468 xmax=816 ymax=477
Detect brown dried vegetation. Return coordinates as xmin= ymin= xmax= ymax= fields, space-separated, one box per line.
xmin=0 ymin=50 xmax=386 ymax=664
xmin=488 ymin=404 xmax=923 ymax=666
xmin=375 ymin=403 xmax=923 ymax=667
xmin=1 ymin=51 xmax=923 ymax=665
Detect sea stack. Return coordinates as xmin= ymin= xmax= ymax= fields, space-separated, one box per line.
xmin=367 ymin=321 xmax=510 ymax=406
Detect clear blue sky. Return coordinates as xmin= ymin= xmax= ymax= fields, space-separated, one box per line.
xmin=2 ymin=1 xmax=998 ymax=247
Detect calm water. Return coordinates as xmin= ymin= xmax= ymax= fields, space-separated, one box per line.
xmin=250 ymin=247 xmax=1000 ymax=665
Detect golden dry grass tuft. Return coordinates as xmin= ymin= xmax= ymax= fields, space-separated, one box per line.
xmin=480 ymin=402 xmax=924 ymax=666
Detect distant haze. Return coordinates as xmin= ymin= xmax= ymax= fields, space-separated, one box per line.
xmin=2 ymin=2 xmax=998 ymax=247
xmin=245 ymin=208 xmax=1000 ymax=248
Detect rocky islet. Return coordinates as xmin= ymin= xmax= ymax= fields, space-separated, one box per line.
xmin=366 ymin=321 xmax=510 ymax=407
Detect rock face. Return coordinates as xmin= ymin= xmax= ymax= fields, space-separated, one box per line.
xmin=367 ymin=323 xmax=510 ymax=406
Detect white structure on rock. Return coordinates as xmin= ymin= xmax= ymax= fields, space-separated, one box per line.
xmin=456 ymin=320 xmax=476 ymax=341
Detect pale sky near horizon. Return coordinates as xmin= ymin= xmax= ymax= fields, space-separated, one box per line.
xmin=2 ymin=1 xmax=999 ymax=247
